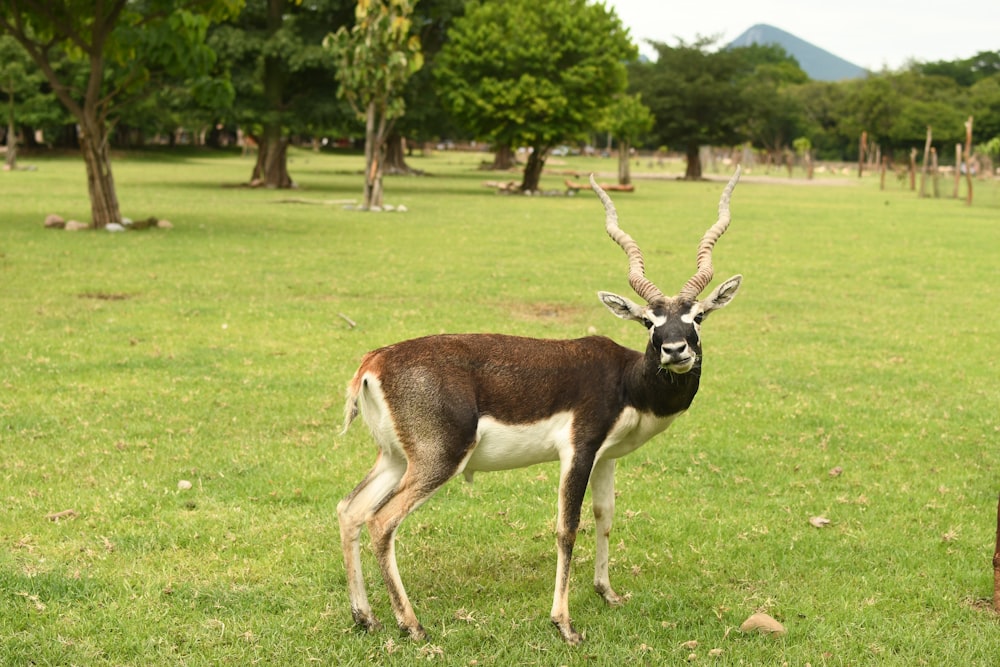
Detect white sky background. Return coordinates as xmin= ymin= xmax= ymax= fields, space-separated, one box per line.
xmin=606 ymin=0 xmax=1000 ymax=71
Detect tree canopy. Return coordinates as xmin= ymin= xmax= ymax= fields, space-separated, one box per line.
xmin=629 ymin=38 xmax=808 ymax=179
xmin=0 ymin=0 xmax=240 ymax=225
xmin=435 ymin=0 xmax=636 ymax=190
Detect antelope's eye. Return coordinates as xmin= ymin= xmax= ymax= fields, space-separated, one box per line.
xmin=693 ymin=312 xmax=705 ymax=325
xmin=642 ymin=317 xmax=653 ymax=329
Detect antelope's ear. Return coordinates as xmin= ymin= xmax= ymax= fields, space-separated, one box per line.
xmin=701 ymin=274 xmax=742 ymax=314
xmin=598 ymin=291 xmax=646 ymax=322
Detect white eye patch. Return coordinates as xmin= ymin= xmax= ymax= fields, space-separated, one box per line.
xmin=644 ymin=311 xmax=668 ymax=328
xmin=680 ymin=307 xmax=704 ymax=326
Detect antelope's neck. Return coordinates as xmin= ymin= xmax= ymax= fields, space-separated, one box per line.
xmin=625 ymin=352 xmax=700 ymax=417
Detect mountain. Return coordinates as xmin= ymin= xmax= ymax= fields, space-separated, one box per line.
xmin=728 ymin=24 xmax=867 ymax=81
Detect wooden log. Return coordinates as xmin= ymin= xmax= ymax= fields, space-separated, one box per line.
xmin=564 ymin=179 xmax=634 ymax=193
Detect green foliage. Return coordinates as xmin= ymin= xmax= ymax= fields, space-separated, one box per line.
xmin=1 ymin=151 xmax=999 ymax=664
xmin=325 ymin=0 xmax=424 ymax=123
xmin=435 ymin=0 xmax=636 ymax=151
xmin=629 ymin=38 xmax=807 ymax=160
xmin=599 ymin=93 xmax=654 ymax=147
xmin=0 ymin=35 xmax=60 ymax=130
xmin=209 ymin=0 xmax=355 ymax=138
xmin=969 ymin=73 xmax=1000 ymax=143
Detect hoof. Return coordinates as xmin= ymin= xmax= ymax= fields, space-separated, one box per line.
xmin=401 ymin=622 xmax=427 ymax=642
xmin=595 ymin=583 xmax=625 ymax=607
xmin=552 ymin=618 xmax=583 ymax=645
xmin=352 ymin=610 xmax=383 ymax=633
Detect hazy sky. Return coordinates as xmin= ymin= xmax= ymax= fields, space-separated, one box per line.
xmin=606 ymin=0 xmax=1000 ymax=71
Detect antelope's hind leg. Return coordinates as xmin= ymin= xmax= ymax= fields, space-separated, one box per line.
xmin=338 ymin=451 xmax=407 ymax=632
xmin=367 ymin=449 xmax=465 ymax=641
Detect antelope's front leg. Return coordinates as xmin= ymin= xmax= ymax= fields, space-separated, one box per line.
xmin=590 ymin=458 xmax=624 ymax=606
xmin=550 ymin=452 xmax=596 ymax=645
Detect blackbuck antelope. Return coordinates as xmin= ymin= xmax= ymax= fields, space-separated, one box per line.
xmin=339 ymin=168 xmax=744 ymax=645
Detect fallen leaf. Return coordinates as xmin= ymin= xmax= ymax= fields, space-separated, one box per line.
xmin=809 ymin=516 xmax=831 ymax=528
xmin=739 ymin=612 xmax=786 ymax=636
xmin=828 ymin=466 xmax=843 ymax=477
xmin=708 ymin=648 xmax=724 ymax=657
xmin=681 ymin=639 xmax=699 ymax=649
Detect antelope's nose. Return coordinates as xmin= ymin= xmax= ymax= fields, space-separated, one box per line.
xmin=660 ymin=342 xmax=688 ymax=361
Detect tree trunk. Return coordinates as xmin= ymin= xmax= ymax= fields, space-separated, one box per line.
xmin=491 ymin=144 xmax=516 ymax=170
xmin=251 ymin=124 xmax=292 ymax=188
xmin=617 ymin=140 xmax=631 ymax=185
xmin=684 ymin=143 xmax=702 ymax=180
xmin=361 ymin=101 xmax=387 ymax=209
xmin=78 ymin=116 xmax=121 ymax=228
xmin=5 ymin=77 xmax=16 ymax=170
xmin=520 ymin=148 xmax=546 ymax=192
xmin=248 ymin=0 xmax=293 ymax=189
xmin=384 ymin=132 xmax=418 ymax=174
xmin=858 ymin=131 xmax=867 ymax=177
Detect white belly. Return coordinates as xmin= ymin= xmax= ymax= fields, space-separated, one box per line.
xmin=460 ymin=407 xmax=681 ymax=479
xmin=463 ymin=412 xmax=573 ymax=473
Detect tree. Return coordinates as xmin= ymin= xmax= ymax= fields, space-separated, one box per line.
xmin=436 ymin=0 xmax=635 ymax=192
xmin=0 ymin=0 xmax=238 ymax=227
xmin=737 ymin=45 xmax=808 ymax=164
xmin=326 ymin=0 xmax=423 ymax=210
xmin=211 ymin=0 xmax=353 ymax=188
xmin=598 ymin=93 xmax=653 ymax=185
xmin=629 ymin=38 xmax=805 ymax=180
xmin=382 ymin=0 xmax=465 ymax=174
xmin=0 ymin=35 xmax=51 ymax=169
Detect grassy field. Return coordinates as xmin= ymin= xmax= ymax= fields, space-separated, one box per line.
xmin=1 ymin=148 xmax=999 ymax=665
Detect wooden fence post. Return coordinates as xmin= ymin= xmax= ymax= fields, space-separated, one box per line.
xmin=919 ymin=126 xmax=932 ymax=197
xmin=964 ymin=117 xmax=974 ymax=205
xmin=993 ymin=492 xmax=1000 ymax=613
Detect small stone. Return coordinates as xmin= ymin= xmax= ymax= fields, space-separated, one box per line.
xmin=739 ymin=612 xmax=786 ymax=636
xmin=396 ymin=205 xmax=408 ymax=212
xmin=156 ymin=219 xmax=173 ymax=229
xmin=177 ymin=480 xmax=193 ymax=491
xmin=64 ymin=220 xmax=88 ymax=231
xmin=809 ymin=516 xmax=831 ymax=528
xmin=44 ymin=214 xmax=65 ymax=228
xmin=106 ymin=223 xmax=126 ymax=232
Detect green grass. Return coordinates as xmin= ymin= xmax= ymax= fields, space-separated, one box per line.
xmin=2 ymin=148 xmax=999 ymax=665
